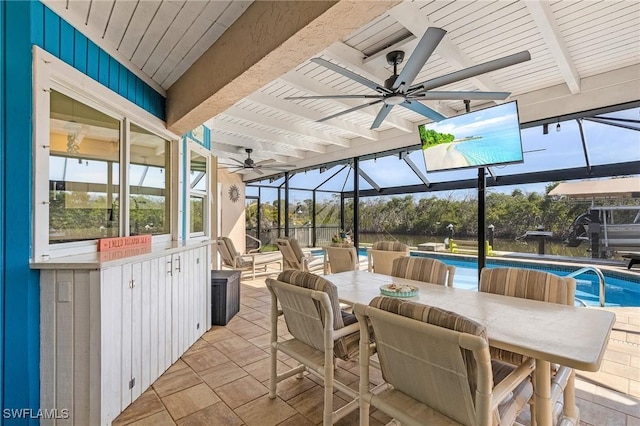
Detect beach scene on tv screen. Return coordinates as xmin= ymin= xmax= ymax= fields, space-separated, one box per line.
xmin=419 ymin=102 xmax=523 ymax=172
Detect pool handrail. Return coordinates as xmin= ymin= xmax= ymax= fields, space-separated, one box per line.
xmin=567 ymin=266 xmax=606 ymax=307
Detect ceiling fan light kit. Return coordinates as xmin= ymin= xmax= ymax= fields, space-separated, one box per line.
xmin=285 ymin=27 xmax=531 ymax=129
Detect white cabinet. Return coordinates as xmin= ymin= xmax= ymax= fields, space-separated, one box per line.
xmin=37 ymin=242 xmax=212 ymax=425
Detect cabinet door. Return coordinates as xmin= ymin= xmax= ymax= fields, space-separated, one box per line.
xmin=170 ymin=252 xmax=181 ymax=362
xmin=119 ymin=264 xmax=134 ymax=411
xmin=195 ymin=246 xmax=210 ymax=338
xmin=126 ymin=258 xmax=169 ymax=404
xmin=175 ymin=249 xmax=193 ymax=356
xmin=152 ymin=255 xmax=173 ymax=377
xmin=187 ymin=247 xmax=206 ymax=345
xmin=100 ymin=265 xmax=126 ymax=422
xmin=129 ymin=261 xmax=144 ymax=402
xmin=170 ymin=247 xmax=210 ymax=359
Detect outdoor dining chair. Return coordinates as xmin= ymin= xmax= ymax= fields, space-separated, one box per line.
xmin=325 ymin=245 xmax=359 ymax=274
xmin=367 ymin=241 xmax=410 ymax=275
xmin=479 ymin=267 xmax=577 ymax=422
xmin=266 ymin=270 xmax=363 ymax=425
xmin=275 ymin=237 xmax=324 ymax=273
xmin=216 ymin=237 xmax=282 ymax=279
xmin=391 ymin=256 xmax=456 ymax=286
xmin=354 ymin=297 xmax=534 ymax=426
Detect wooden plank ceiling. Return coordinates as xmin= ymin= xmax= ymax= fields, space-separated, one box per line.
xmin=41 ymin=0 xmax=640 ymax=180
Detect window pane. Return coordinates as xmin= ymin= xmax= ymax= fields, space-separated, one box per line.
xmin=190 ymin=151 xmax=207 ymax=192
xmin=130 ymin=123 xmax=171 ymax=236
xmin=190 ymin=196 xmax=204 ymax=233
xmin=49 ymin=90 xmax=120 ymax=244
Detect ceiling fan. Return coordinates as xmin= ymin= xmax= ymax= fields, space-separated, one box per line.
xmin=219 ymin=148 xmax=295 ymax=175
xmin=285 ymin=27 xmax=531 ymax=129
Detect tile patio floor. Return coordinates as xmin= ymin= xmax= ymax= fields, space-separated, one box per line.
xmin=114 ymin=269 xmax=640 ymax=426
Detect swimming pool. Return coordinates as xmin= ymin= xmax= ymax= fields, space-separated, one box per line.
xmin=314 ymin=248 xmax=640 ymax=307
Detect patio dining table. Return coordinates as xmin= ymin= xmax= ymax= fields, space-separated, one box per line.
xmin=323 ymin=270 xmax=616 ymax=426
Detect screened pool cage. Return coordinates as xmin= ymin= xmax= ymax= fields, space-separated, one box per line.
xmin=244 ymin=102 xmax=640 ymax=257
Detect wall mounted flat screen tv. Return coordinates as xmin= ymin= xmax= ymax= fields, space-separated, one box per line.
xmin=418 ymin=101 xmax=524 ymax=172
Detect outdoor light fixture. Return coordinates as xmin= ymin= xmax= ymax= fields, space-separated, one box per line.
xmin=319 ymin=166 xmax=327 ymax=173
xmin=556 ymin=120 xmax=561 ymax=132
xmin=543 ymin=123 xmax=549 ymax=135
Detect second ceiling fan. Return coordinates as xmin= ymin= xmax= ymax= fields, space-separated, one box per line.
xmin=286 ymin=27 xmax=531 ymax=129
xmin=219 ymin=148 xmax=295 ymax=175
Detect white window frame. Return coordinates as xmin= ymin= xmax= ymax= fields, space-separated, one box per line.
xmin=32 ymin=46 xmax=180 ymax=261
xmin=186 ymin=140 xmax=211 ymax=238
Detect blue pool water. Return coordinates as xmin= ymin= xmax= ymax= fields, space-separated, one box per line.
xmin=315 ymin=249 xmax=640 ymax=307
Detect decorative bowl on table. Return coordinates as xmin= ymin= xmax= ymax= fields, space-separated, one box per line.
xmin=380 ymin=283 xmax=419 ymax=298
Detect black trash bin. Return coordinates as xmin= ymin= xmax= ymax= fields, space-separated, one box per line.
xmin=211 ymin=270 xmax=241 ymax=326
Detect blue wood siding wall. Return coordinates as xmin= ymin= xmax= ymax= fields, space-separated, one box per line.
xmin=31 ymin=2 xmax=166 ymax=120
xmin=182 ymin=137 xmax=188 ymax=241
xmin=204 ymin=126 xmax=211 ymax=150
xmin=3 ymin=2 xmax=40 ymax=422
xmin=0 ymin=0 xmax=6 ymax=415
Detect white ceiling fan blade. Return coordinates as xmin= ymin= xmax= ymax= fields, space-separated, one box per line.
xmin=285 ymin=94 xmax=382 ymax=100
xmin=261 ymin=167 xmax=298 ymax=173
xmin=254 ymin=158 xmax=276 ymax=167
xmin=392 ymin=27 xmax=447 ymax=93
xmin=371 ymin=104 xmax=394 ymax=129
xmin=410 ymin=91 xmax=511 ymax=101
xmin=311 ymin=58 xmax=389 ymax=94
xmin=252 ymin=168 xmax=264 ymax=175
xmin=217 ymin=162 xmax=241 ymax=168
xmin=229 ymin=157 xmax=245 ymax=166
xmin=400 ymin=100 xmax=445 ymax=122
xmin=409 ymin=51 xmax=531 ymax=93
xmin=318 ymin=99 xmax=383 ymax=122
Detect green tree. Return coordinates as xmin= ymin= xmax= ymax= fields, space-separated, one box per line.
xmin=419 ymin=128 xmax=455 ymax=147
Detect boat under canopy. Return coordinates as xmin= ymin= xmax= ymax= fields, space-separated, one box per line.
xmin=549 ymin=177 xmax=640 ymax=258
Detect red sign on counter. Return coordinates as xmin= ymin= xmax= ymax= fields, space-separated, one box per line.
xmin=98 ymin=235 xmax=152 ymax=252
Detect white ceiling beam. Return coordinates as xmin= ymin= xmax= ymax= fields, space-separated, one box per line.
xmin=325 ymin=41 xmax=456 ymax=118
xmin=208 ymin=117 xmax=323 ymax=155
xmin=514 ymin=64 xmax=639 ymax=123
xmin=249 ymin=85 xmax=379 ymax=141
xmin=210 ymin=147 xmax=247 ymax=163
xmin=281 ymin=129 xmax=422 ymax=172
xmin=282 ymin=62 xmax=414 ymax=133
xmin=208 ymin=131 xmax=299 ymax=162
xmin=524 ymin=0 xmax=581 ymax=94
xmin=229 ymin=96 xmax=351 ymax=147
xmin=388 ymin=2 xmax=507 ymax=99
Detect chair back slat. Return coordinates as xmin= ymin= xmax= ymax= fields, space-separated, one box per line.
xmin=391 ymin=256 xmax=454 ymax=286
xmin=271 ymin=282 xmax=328 ymax=352
xmin=275 ymin=238 xmax=304 ymax=270
xmin=326 ymin=246 xmax=358 ymax=273
xmin=369 ymin=241 xmax=410 ymax=275
xmin=479 ymin=267 xmax=576 ymax=306
xmin=479 ymin=267 xmax=576 ymax=365
xmin=216 ymin=237 xmax=237 ymax=267
xmin=274 ymin=270 xmax=360 ymax=360
xmin=372 ymin=241 xmax=409 ymax=252
xmin=289 ymin=238 xmax=307 ymax=263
